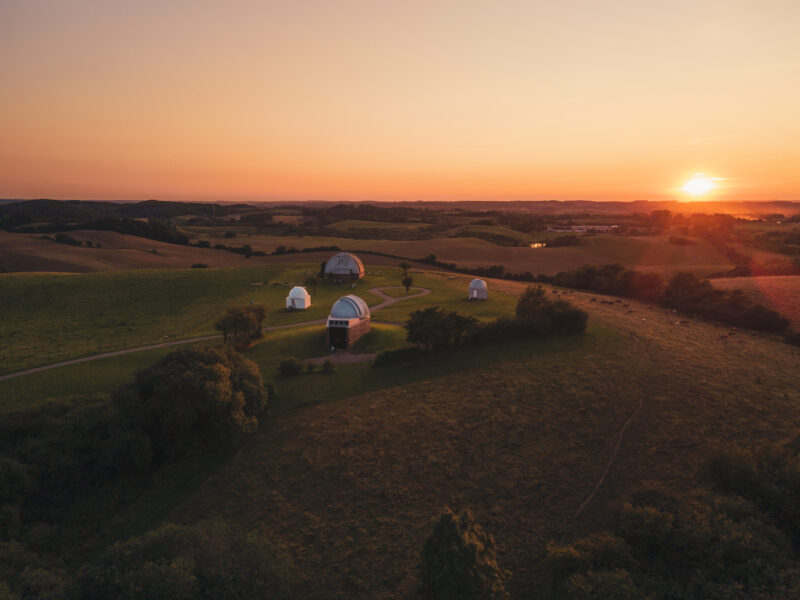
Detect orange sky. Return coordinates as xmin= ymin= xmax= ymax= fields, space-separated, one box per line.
xmin=2 ymin=0 xmax=799 ymax=202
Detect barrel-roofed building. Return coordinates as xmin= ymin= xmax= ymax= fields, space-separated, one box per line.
xmin=324 ymin=252 xmax=365 ymax=282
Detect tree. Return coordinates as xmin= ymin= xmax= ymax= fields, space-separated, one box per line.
xmin=407 ymin=307 xmax=477 ymax=352
xmin=215 ymin=305 xmax=266 ymax=345
xmin=402 ymin=275 xmax=414 ymax=294
xmin=114 ymin=345 xmax=269 ymax=463
xmin=303 ymin=274 xmax=318 ymax=294
xmin=399 ymin=260 xmax=411 ymax=274
xmin=418 ymin=509 xmax=509 ymax=600
xmin=515 ymin=285 xmax=549 ymax=320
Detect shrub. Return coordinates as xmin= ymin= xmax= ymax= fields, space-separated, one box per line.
xmin=278 ymin=358 xmax=303 ymax=378
xmin=418 ymin=509 xmax=509 ymax=600
xmin=785 ymin=331 xmax=800 ymax=346
xmin=191 ymin=263 xmax=208 ymax=269
xmin=71 ymin=521 xmax=295 ymax=600
xmin=321 ymin=359 xmax=335 ymax=374
xmin=373 ymin=346 xmax=425 ymax=368
xmin=306 ymin=362 xmax=317 ymax=373
xmin=114 ymin=346 xmax=268 ymax=463
xmin=54 ymin=233 xmax=81 ymax=246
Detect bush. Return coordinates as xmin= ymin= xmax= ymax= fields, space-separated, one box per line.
xmin=373 ymin=346 xmax=425 ymax=368
xmin=321 ymin=359 xmax=335 ymax=374
xmin=54 ymin=233 xmax=81 ymax=246
xmin=71 ymin=521 xmax=295 ymax=600
xmin=306 ymin=362 xmax=317 ymax=373
xmin=114 ymin=346 xmax=268 ymax=463
xmin=785 ymin=331 xmax=800 ymax=347
xmin=278 ymin=358 xmax=303 ymax=378
xmin=418 ymin=509 xmax=509 ymax=600
xmin=191 ymin=263 xmax=208 ymax=269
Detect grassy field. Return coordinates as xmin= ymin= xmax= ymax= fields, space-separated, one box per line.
xmin=712 ymin=275 xmax=800 ymax=327
xmin=135 ymin=287 xmax=800 ymax=598
xmin=0 ymin=265 xmax=520 ymax=375
xmin=3 ymin=261 xmax=800 ymax=598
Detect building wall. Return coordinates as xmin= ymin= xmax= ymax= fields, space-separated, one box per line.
xmin=326 ymin=317 xmax=370 ymax=349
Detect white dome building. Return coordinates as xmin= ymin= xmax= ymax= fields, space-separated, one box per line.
xmin=468 ymin=278 xmax=488 ymax=301
xmin=326 ymin=294 xmax=371 ymax=349
xmin=324 ymin=252 xmax=365 ymax=282
xmin=285 ymin=286 xmax=311 ymax=310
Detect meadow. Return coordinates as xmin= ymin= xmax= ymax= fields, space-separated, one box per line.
xmin=3 ymin=254 xmax=800 ymax=598
xmin=712 ymin=275 xmax=800 ymax=326
xmin=0 ymin=264 xmax=520 ymax=376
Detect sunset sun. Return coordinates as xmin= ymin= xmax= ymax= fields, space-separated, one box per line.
xmin=681 ymin=173 xmax=717 ymax=196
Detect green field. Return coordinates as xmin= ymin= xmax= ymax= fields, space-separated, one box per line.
xmin=0 ymin=265 xmax=520 ymax=376
xmin=4 ymin=260 xmax=800 ymax=598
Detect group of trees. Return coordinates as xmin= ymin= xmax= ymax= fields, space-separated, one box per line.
xmin=0 ymin=346 xmax=271 ymax=598
xmin=215 ymin=305 xmax=266 ymax=345
xmin=403 ymin=286 xmax=588 ymax=356
xmin=546 ymin=263 xmax=791 ymax=333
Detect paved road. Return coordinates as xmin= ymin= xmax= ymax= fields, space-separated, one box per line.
xmin=0 ymin=287 xmax=431 ymax=382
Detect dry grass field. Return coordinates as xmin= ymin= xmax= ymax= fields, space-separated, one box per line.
xmin=712 ymin=275 xmax=800 ymax=327
xmin=128 ymin=279 xmax=799 ymax=598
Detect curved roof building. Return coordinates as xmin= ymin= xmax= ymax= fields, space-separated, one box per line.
xmin=468 ymin=278 xmax=488 ymax=300
xmin=329 ymin=294 xmax=370 ymax=319
xmin=285 ymin=286 xmax=311 ymax=310
xmin=326 ymin=294 xmax=371 ymax=349
xmin=324 ymin=252 xmax=365 ymax=280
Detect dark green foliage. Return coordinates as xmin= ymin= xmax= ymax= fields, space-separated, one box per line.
xmin=407 ymin=307 xmax=479 ymax=352
xmin=0 ymin=458 xmax=31 ymax=508
xmin=373 ymin=346 xmax=425 ymax=368
xmin=546 ymin=438 xmax=800 ymax=600
xmin=115 ymin=346 xmax=268 ymax=463
xmin=278 ymin=358 xmax=304 ymax=377
xmin=402 ymin=274 xmax=414 ymax=293
xmin=215 ymin=305 xmax=266 ymax=344
xmin=71 ymin=521 xmax=295 ymax=600
xmin=418 ymin=509 xmax=509 ymax=600
xmin=546 ymin=235 xmax=581 ymax=247
xmin=552 ymin=264 xmax=664 ymax=303
xmin=784 ymin=331 xmax=800 ymax=346
xmin=191 ymin=263 xmax=208 ymax=268
xmin=321 ymin=358 xmax=335 ymax=374
xmin=663 ymin=272 xmax=789 ymax=332
xmin=53 ymin=233 xmax=81 ymax=246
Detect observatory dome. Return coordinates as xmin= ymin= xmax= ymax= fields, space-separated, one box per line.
xmin=324 ymin=252 xmax=365 ymax=278
xmin=329 ymin=295 xmax=370 ymax=319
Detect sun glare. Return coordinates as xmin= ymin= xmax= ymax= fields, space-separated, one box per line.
xmin=681 ymin=173 xmax=717 ymax=196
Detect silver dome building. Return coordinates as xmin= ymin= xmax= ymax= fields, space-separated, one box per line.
xmin=326 ymin=295 xmax=371 ymax=349
xmin=468 ymin=278 xmax=488 ymax=301
xmin=285 ymin=286 xmax=311 ymax=310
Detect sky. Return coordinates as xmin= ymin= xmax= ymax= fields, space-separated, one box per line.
xmin=1 ymin=0 xmax=799 ymax=202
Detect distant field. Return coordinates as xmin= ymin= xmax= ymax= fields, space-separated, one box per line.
xmin=712 ymin=275 xmax=800 ymax=327
xmin=328 ymin=219 xmax=432 ymax=230
xmin=206 ymin=232 xmax=735 ymax=277
xmin=0 ymin=229 xmax=270 ymax=273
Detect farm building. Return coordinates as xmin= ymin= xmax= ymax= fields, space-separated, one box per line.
xmin=326 ymin=295 xmax=370 ymax=349
xmin=285 ymin=286 xmax=311 ymax=310
xmin=468 ymin=278 xmax=488 ymax=301
xmin=324 ymin=252 xmax=365 ymax=282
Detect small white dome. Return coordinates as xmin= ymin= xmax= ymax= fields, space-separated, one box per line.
xmin=324 ymin=252 xmax=365 ymax=278
xmin=469 ymin=278 xmax=488 ymax=291
xmin=288 ymin=286 xmax=310 ymax=300
xmin=330 ymin=295 xmax=370 ymax=319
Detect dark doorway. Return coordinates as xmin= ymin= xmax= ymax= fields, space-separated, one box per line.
xmin=328 ymin=326 xmax=348 ymax=349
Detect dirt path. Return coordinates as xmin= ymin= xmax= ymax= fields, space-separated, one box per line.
xmin=0 ymin=287 xmax=431 ymax=382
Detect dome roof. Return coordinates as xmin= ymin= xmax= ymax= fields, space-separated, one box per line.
xmin=324 ymin=252 xmax=365 ymax=276
xmin=330 ymin=295 xmax=370 ymax=319
xmin=469 ymin=278 xmax=488 ymax=291
xmin=288 ymin=286 xmax=310 ymax=300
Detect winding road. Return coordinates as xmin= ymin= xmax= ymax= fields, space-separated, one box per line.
xmin=0 ymin=286 xmax=431 ymax=382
